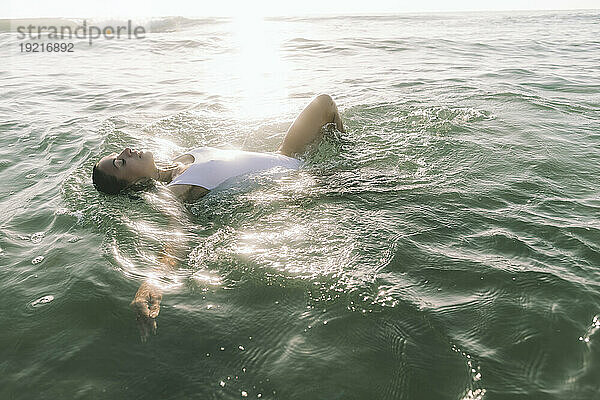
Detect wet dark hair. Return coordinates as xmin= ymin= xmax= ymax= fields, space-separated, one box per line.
xmin=92 ymin=162 xmax=129 ymax=195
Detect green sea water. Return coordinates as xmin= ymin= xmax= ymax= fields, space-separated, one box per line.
xmin=1 ymin=10 xmax=599 ymax=400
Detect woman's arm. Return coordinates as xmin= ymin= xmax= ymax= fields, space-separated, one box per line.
xmin=168 ymin=184 xmax=210 ymax=203
xmin=129 ymin=200 xmax=191 ymax=342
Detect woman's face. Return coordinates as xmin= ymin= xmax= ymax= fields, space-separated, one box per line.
xmin=96 ymin=147 xmax=156 ymax=185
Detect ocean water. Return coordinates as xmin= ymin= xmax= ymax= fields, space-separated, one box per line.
xmin=1 ymin=10 xmax=600 ymax=400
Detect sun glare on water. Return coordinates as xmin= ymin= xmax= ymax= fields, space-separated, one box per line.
xmin=219 ymin=12 xmax=290 ymax=118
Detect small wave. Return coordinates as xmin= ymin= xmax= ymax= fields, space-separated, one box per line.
xmin=146 ymin=16 xmax=225 ymax=33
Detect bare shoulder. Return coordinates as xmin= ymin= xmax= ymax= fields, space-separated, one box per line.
xmin=172 ymin=154 xmax=195 ymax=164
xmin=168 ymin=184 xmax=209 ymax=203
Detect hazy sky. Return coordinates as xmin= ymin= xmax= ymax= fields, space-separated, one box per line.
xmin=4 ymin=0 xmax=598 ymax=18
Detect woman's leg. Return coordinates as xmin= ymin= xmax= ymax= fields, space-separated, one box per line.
xmin=278 ymin=94 xmax=345 ymax=157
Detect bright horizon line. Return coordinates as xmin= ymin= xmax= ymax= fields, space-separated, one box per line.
xmin=3 ymin=7 xmax=599 ymax=20
xmin=3 ymin=0 xmax=599 ymax=20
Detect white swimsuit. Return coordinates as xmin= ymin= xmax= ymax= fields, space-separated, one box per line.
xmin=167 ymin=147 xmax=303 ymax=190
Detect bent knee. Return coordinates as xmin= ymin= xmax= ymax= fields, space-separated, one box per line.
xmin=314 ymin=93 xmax=334 ymax=107
xmin=313 ymin=94 xmax=336 ymax=119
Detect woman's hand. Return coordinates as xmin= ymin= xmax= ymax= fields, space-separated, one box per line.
xmin=130 ymin=281 xmax=163 ymax=343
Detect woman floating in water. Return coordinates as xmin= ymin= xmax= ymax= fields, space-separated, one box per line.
xmin=92 ymin=94 xmax=344 ymax=340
